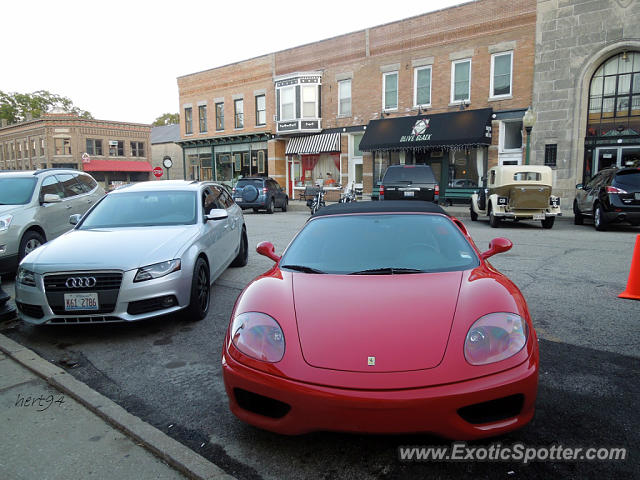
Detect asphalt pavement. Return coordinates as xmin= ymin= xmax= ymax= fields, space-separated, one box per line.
xmin=1 ymin=200 xmax=638 ymax=480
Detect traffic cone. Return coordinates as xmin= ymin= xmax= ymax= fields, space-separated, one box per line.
xmin=619 ymin=234 xmax=640 ymax=301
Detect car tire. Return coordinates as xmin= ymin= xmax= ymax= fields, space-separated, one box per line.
xmin=230 ymin=227 xmax=248 ymax=268
xmin=183 ymin=257 xmax=210 ymax=321
xmin=541 ymin=217 xmax=555 ymax=229
xmin=19 ymin=230 xmax=45 ymax=261
xmin=266 ymin=198 xmax=275 ymax=214
xmin=489 ymin=205 xmax=500 ymax=228
xmin=281 ymin=198 xmax=288 ymax=212
xmin=594 ymin=204 xmax=607 ymax=231
xmin=573 ymin=200 xmax=584 ymax=225
xmin=469 ymin=207 xmax=478 ymax=221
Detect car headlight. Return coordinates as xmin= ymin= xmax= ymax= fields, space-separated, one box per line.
xmin=17 ymin=267 xmax=36 ymax=287
xmin=0 ymin=214 xmax=13 ymax=232
xmin=464 ymin=312 xmax=527 ymax=366
xmin=231 ymin=312 xmax=285 ymax=363
xmin=133 ymin=259 xmax=181 ymax=282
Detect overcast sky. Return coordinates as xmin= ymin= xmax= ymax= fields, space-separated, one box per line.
xmin=3 ymin=0 xmax=465 ymax=125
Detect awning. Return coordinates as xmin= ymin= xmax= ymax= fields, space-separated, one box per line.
xmin=359 ymin=108 xmax=493 ymax=151
xmin=285 ymin=132 xmax=340 ymax=155
xmin=82 ymin=160 xmax=153 ymax=172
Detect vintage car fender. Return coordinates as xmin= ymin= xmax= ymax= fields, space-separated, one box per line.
xmin=470 ymin=193 xmax=481 ymax=214
xmin=487 ymin=194 xmax=507 ymax=215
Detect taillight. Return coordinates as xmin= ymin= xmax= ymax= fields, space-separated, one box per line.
xmin=606 ymin=186 xmax=627 ymax=194
xmin=435 ymin=184 xmax=440 ymax=195
xmin=262 ymin=187 xmax=268 ymax=194
xmin=379 ymin=185 xmax=385 ymax=196
xmin=232 ymin=187 xmax=236 ymax=194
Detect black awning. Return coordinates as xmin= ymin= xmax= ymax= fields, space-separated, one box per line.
xmin=359 ymin=108 xmax=493 ymax=151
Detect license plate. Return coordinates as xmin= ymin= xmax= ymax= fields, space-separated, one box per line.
xmin=64 ymin=293 xmax=99 ymax=311
xmin=234 ymin=197 xmax=242 ymax=202
xmin=635 ymin=193 xmax=640 ymax=200
xmin=404 ymin=191 xmax=415 ymax=197
xmin=533 ymin=213 xmax=545 ymax=220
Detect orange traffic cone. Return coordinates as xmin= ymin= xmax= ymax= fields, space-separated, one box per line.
xmin=619 ymin=234 xmax=640 ymax=301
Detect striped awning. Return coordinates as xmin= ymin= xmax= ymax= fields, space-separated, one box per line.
xmin=285 ymin=133 xmax=340 ymax=155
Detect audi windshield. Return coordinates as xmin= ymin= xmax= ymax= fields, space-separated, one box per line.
xmin=79 ymin=191 xmax=198 ymax=228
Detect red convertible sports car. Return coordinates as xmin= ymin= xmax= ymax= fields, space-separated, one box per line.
xmin=222 ymin=201 xmax=538 ymax=439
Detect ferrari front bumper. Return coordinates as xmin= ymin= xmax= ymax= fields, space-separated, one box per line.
xmin=222 ymin=352 xmax=538 ymax=440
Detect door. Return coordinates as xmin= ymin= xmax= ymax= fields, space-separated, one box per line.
xmin=36 ymin=175 xmax=69 ymax=240
xmin=594 ymin=148 xmax=618 ymax=173
xmin=201 ymin=186 xmax=231 ymax=276
xmin=288 ymin=160 xmax=300 ymax=198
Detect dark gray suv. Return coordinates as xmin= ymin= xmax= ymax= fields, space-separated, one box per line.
xmin=380 ymin=165 xmax=439 ymax=203
xmin=232 ymin=177 xmax=288 ymax=213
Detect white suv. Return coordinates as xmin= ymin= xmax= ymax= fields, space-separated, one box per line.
xmin=0 ymin=169 xmax=105 ymax=275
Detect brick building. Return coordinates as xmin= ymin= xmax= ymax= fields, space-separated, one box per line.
xmin=0 ymin=112 xmax=152 ymax=189
xmin=177 ymin=0 xmax=537 ymax=202
xmin=532 ymin=0 xmax=640 ymax=206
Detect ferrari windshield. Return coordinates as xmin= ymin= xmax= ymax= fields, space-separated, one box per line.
xmin=79 ymin=190 xmax=198 ymax=228
xmin=0 ymin=177 xmax=37 ymax=205
xmin=281 ymin=213 xmax=479 ymax=274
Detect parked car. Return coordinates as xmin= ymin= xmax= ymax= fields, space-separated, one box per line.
xmin=379 ymin=164 xmax=439 ymax=202
xmin=222 ymin=201 xmax=538 ymax=439
xmin=232 ymin=177 xmax=288 ymax=213
xmin=14 ymin=180 xmax=247 ymax=325
xmin=573 ymin=167 xmax=640 ymax=231
xmin=470 ymin=165 xmax=561 ymax=228
xmin=0 ymin=169 xmax=105 ymax=275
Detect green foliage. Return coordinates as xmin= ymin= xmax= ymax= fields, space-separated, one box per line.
xmin=0 ymin=90 xmax=93 ymax=124
xmin=152 ymin=112 xmax=180 ymax=126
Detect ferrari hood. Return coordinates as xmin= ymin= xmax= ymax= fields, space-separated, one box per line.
xmin=293 ymin=272 xmax=462 ymax=372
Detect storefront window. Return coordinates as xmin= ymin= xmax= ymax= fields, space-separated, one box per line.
xmin=216 ymin=153 xmax=232 ymax=183
xmin=447 ymin=148 xmax=482 ymax=188
xmin=374 ymin=151 xmax=400 ymax=186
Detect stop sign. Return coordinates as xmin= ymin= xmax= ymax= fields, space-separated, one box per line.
xmin=153 ymin=166 xmax=163 ymax=178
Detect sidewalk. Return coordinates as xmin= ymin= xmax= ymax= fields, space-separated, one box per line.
xmin=0 ymin=333 xmax=234 ymax=480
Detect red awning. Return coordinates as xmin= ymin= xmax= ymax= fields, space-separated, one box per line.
xmin=82 ymin=160 xmax=153 ymax=172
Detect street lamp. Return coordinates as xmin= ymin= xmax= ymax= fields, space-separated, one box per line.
xmin=523 ymin=107 xmax=536 ymax=166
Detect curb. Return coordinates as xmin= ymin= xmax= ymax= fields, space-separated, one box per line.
xmin=0 ymin=334 xmax=235 ymax=480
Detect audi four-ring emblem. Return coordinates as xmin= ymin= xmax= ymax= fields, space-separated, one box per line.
xmin=65 ymin=277 xmax=97 ymax=288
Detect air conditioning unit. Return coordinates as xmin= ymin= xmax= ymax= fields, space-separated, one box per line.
xmin=109 ymin=140 xmax=118 ymax=146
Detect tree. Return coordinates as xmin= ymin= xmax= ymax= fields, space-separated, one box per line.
xmin=0 ymin=90 xmax=92 ymax=124
xmin=152 ymin=112 xmax=180 ymax=126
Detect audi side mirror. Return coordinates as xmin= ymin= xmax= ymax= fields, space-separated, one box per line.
xmin=576 ymin=183 xmax=583 ymax=190
xmin=69 ymin=214 xmax=82 ymax=225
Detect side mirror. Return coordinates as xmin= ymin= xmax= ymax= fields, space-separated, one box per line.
xmin=481 ymin=237 xmax=513 ymax=260
xmin=43 ymin=193 xmax=61 ymax=203
xmin=576 ymin=183 xmax=583 ymax=190
xmin=205 ymin=208 xmax=228 ymax=221
xmin=256 ymin=241 xmax=281 ymax=263
xmin=69 ymin=214 xmax=82 ymax=225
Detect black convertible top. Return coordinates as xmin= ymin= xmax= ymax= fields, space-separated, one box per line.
xmin=311 ymin=201 xmax=449 ymax=218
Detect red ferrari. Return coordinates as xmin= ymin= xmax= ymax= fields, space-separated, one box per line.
xmin=222 ymin=201 xmax=538 ymax=439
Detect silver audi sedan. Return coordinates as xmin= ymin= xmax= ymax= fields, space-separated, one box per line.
xmin=14 ymin=180 xmax=248 ymax=325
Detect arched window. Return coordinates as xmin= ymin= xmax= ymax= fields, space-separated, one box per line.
xmin=588 ymin=52 xmax=640 ymax=136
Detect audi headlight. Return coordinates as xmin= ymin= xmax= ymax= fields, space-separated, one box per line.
xmin=0 ymin=214 xmax=13 ymax=232
xmin=464 ymin=312 xmax=527 ymax=366
xmin=133 ymin=259 xmax=181 ymax=282
xmin=231 ymin=312 xmax=285 ymax=363
xmin=17 ymin=267 xmax=36 ymax=287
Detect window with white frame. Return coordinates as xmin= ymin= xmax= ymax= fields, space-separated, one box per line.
xmin=451 ymin=59 xmax=471 ymax=103
xmin=383 ymin=71 xmax=398 ymax=110
xmin=280 ymin=86 xmax=295 ymax=120
xmin=234 ymin=99 xmax=244 ymax=128
xmin=338 ymin=79 xmax=351 ymax=116
xmin=302 ymin=86 xmax=316 ymax=118
xmin=255 ymin=95 xmax=266 ymax=126
xmin=491 ymin=52 xmax=513 ymax=98
xmin=414 ymin=66 xmax=431 ymax=107
xmin=499 ymin=121 xmax=523 ymax=151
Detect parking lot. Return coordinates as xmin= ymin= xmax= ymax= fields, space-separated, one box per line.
xmin=1 ymin=208 xmax=638 ymax=479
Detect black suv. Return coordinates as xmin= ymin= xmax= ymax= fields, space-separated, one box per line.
xmin=380 ymin=165 xmax=439 ymax=203
xmin=574 ymin=167 xmax=640 ymax=230
xmin=232 ymin=177 xmax=288 ymax=213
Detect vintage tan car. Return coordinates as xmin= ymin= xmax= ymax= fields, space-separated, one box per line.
xmin=470 ymin=165 xmax=561 ymax=229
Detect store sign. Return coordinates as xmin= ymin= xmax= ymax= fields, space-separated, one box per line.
xmin=400 ymin=118 xmax=432 ymax=143
xmin=301 ymin=121 xmax=319 ymax=129
xmin=278 ymin=121 xmax=299 ymax=131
